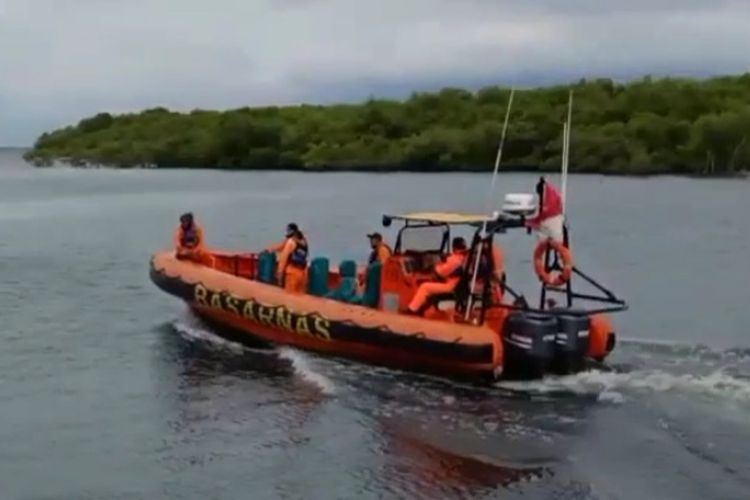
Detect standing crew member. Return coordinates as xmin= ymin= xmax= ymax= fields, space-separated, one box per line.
xmin=405 ymin=237 xmax=469 ymax=315
xmin=526 ymin=177 xmax=564 ymax=242
xmin=174 ymin=212 xmax=214 ymax=267
xmin=367 ymin=232 xmax=392 ymax=265
xmin=481 ymin=241 xmax=505 ymax=284
xmin=266 ymin=223 xmax=309 ymax=294
xmin=472 ymin=239 xmax=506 ymax=304
xmin=358 ymin=232 xmax=393 ymax=291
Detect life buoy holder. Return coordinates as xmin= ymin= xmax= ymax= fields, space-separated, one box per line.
xmin=533 ymin=239 xmax=573 ymax=286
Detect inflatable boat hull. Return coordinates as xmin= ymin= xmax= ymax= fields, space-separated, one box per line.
xmin=150 ymin=252 xmax=504 ymax=380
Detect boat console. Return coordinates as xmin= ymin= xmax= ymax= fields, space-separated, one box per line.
xmin=400 ymin=250 xmax=443 ymax=274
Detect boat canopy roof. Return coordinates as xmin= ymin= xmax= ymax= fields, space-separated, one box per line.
xmin=383 ymin=211 xmax=498 ymax=226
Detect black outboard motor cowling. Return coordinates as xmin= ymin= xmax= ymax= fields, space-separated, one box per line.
xmin=550 ymin=309 xmax=591 ymax=374
xmin=502 ymin=312 xmax=556 ymax=379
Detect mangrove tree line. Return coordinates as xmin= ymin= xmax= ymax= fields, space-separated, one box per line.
xmin=24 ymin=74 xmax=750 ymax=175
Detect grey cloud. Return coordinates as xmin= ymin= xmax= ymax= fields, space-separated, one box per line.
xmin=1 ymin=0 xmax=750 ymax=145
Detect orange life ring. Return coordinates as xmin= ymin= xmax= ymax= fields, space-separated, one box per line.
xmin=533 ymin=239 xmax=573 ymax=286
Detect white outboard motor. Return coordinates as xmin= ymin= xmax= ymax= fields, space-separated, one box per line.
xmin=501 ymin=193 xmax=536 ymax=216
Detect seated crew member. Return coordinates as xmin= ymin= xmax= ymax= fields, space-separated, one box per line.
xmin=174 ymin=212 xmax=214 ymax=266
xmin=526 ymin=176 xmax=564 ymax=242
xmin=405 ymin=237 xmax=469 ymax=315
xmin=266 ymin=223 xmax=309 ymax=293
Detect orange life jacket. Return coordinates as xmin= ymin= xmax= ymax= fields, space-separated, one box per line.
xmin=368 ymin=243 xmax=393 ymax=265
xmin=436 ymin=249 xmax=468 ymax=281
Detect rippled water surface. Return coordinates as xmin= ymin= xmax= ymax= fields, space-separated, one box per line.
xmin=1 ymin=149 xmax=749 ymax=499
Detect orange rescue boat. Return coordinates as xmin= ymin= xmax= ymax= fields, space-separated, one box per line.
xmin=150 ymin=211 xmax=628 ymax=381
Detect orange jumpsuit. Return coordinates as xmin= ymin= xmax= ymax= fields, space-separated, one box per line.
xmin=174 ymin=223 xmax=215 ymax=267
xmin=407 ymin=249 xmax=468 ymax=313
xmin=269 ymin=237 xmax=308 ymax=294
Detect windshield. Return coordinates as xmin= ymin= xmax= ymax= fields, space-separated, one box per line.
xmin=398 ymin=225 xmax=447 ymax=253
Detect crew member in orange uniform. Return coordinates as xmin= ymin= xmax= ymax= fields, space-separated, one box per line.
xmin=174 ymin=212 xmax=214 ymax=267
xmin=406 ymin=237 xmax=469 ymax=315
xmin=367 ymin=232 xmax=392 ymax=265
xmin=266 ymin=223 xmax=309 ymax=294
xmin=358 ymin=232 xmax=393 ymax=291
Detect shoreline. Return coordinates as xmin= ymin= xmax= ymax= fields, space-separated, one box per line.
xmin=20 ymin=156 xmax=749 ymax=179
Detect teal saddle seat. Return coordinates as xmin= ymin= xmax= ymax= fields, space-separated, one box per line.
xmin=359 ymin=261 xmax=382 ymax=307
xmin=257 ymin=251 xmax=277 ymax=284
xmin=325 ymin=260 xmax=382 ymax=307
xmin=307 ymin=257 xmax=330 ymax=296
xmin=325 ymin=260 xmax=359 ymax=302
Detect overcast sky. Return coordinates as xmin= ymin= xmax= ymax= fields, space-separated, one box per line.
xmin=1 ymin=0 xmax=750 ymax=146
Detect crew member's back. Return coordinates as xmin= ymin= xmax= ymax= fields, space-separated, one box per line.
xmin=527 ymin=177 xmax=564 ymax=241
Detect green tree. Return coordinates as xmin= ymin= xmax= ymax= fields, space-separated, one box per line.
xmin=24 ymin=72 xmax=750 ymax=176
